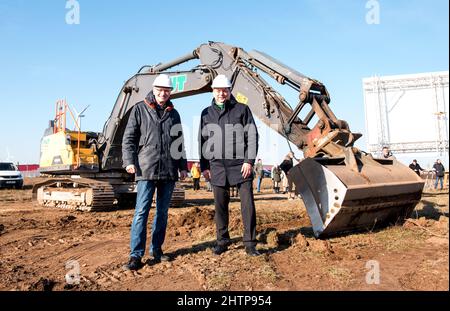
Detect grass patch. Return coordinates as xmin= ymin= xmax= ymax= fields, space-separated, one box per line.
xmin=326 ymin=266 xmax=353 ymax=286
xmin=206 ymin=270 xmax=232 ymax=290
xmin=258 ymin=263 xmax=278 ymax=283
xmin=372 ymin=226 xmax=426 ymax=251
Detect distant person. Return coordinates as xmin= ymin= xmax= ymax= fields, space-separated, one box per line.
xmin=204 ymin=175 xmax=212 ymax=192
xmin=432 ymin=159 xmax=445 ymax=190
xmin=191 ymin=162 xmax=201 ymax=191
xmin=254 ymin=159 xmax=264 ymax=193
xmin=280 ymin=152 xmax=296 ymax=200
xmin=409 ymin=159 xmax=424 ymax=176
xmin=271 ymin=165 xmax=282 ymax=193
xmin=122 ymin=74 xmax=188 ymax=271
xmin=381 ymin=146 xmax=395 ymax=160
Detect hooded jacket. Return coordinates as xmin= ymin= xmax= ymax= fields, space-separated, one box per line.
xmin=122 ymin=92 xmax=187 ymax=181
xmin=199 ymin=95 xmax=259 ymax=186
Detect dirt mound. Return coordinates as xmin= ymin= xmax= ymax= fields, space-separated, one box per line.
xmin=403 ymin=216 xmax=449 ymax=236
xmin=17 ymin=218 xmax=39 ymax=229
xmin=93 ymin=218 xmax=117 ymax=229
xmin=257 ymin=228 xmax=282 ymax=248
xmin=293 ymin=233 xmax=308 ymax=249
xmin=173 ymin=207 xmax=215 ymax=229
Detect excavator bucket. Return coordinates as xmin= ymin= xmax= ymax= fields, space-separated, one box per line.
xmin=290 ymin=154 xmax=424 ymax=238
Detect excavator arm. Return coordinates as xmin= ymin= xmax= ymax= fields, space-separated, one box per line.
xmin=98 ymin=42 xmax=358 ymax=168
xmin=97 ymin=41 xmax=424 ymax=237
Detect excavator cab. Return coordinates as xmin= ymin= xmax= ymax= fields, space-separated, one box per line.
xmin=39 ymin=99 xmax=99 ymax=174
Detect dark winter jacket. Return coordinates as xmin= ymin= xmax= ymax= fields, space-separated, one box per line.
xmin=409 ymin=162 xmax=423 ymax=176
xmin=433 ymin=162 xmax=445 ymax=177
xmin=199 ymin=96 xmax=259 ymax=186
xmin=280 ymin=158 xmax=293 ymax=175
xmin=122 ymin=92 xmax=187 ymax=181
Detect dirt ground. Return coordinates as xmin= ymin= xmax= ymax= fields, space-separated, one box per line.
xmin=0 ymin=178 xmax=448 ymax=291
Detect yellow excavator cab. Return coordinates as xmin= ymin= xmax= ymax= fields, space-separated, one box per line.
xmin=38 ymin=100 xmax=99 ymax=174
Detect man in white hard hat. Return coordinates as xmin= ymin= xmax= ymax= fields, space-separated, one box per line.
xmin=122 ymin=74 xmax=188 ymax=270
xmin=199 ymin=74 xmax=260 ymax=256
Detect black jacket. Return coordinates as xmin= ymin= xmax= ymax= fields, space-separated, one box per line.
xmin=433 ymin=162 xmax=445 ymax=177
xmin=280 ymin=159 xmax=293 ymax=175
xmin=409 ymin=162 xmax=423 ymax=176
xmin=199 ymin=96 xmax=259 ymax=186
xmin=122 ymin=92 xmax=187 ymax=181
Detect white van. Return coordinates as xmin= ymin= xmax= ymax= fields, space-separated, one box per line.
xmin=0 ymin=162 xmax=23 ymax=189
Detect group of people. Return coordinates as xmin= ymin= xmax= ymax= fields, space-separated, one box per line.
xmin=268 ymin=152 xmax=298 ymax=200
xmin=383 ymin=147 xmax=446 ymax=190
xmin=408 ymin=158 xmax=446 ymax=190
xmin=191 ymin=153 xmax=299 ymax=201
xmin=122 ymin=74 xmax=261 ymax=271
xmin=237 ymin=153 xmax=299 ymax=200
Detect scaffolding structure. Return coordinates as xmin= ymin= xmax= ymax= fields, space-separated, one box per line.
xmin=363 ymin=71 xmax=449 ymax=159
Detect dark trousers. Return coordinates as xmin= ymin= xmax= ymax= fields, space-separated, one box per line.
xmin=213 ymin=180 xmax=257 ymax=248
xmin=193 ymin=178 xmax=200 ymax=190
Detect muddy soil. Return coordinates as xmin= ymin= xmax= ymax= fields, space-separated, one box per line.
xmin=0 ymin=178 xmax=448 ymax=291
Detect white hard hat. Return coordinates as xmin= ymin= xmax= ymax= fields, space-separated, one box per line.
xmin=152 ymin=74 xmax=173 ymax=89
xmin=211 ymin=74 xmax=232 ymax=88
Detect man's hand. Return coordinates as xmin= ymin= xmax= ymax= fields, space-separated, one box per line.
xmin=126 ymin=164 xmax=136 ymax=174
xmin=241 ymin=163 xmax=253 ymax=179
xmin=179 ymin=170 xmax=187 ymax=181
xmin=202 ymin=170 xmax=210 ymax=180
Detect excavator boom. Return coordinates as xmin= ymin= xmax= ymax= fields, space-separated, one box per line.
xmin=38 ymin=42 xmax=424 ymax=236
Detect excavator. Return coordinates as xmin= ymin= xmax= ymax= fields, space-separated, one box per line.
xmin=34 ymin=41 xmax=424 ymax=238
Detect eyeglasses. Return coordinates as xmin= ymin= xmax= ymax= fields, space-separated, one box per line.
xmin=154 ymin=88 xmax=172 ymax=94
xmin=213 ymin=88 xmax=229 ymax=94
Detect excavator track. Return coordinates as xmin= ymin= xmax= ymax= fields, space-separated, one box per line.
xmin=32 ymin=178 xmax=117 ymax=212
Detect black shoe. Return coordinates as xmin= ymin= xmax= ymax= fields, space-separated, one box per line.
xmin=245 ymin=246 xmax=261 ymax=257
xmin=151 ymin=250 xmax=170 ymax=262
xmin=212 ymin=245 xmax=228 ymax=255
xmin=125 ymin=256 xmax=142 ymax=270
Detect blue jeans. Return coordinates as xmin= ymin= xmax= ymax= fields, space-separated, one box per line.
xmin=129 ymin=180 xmax=175 ymax=259
xmin=257 ymin=176 xmax=262 ymax=193
xmin=435 ymin=176 xmax=444 ymax=189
